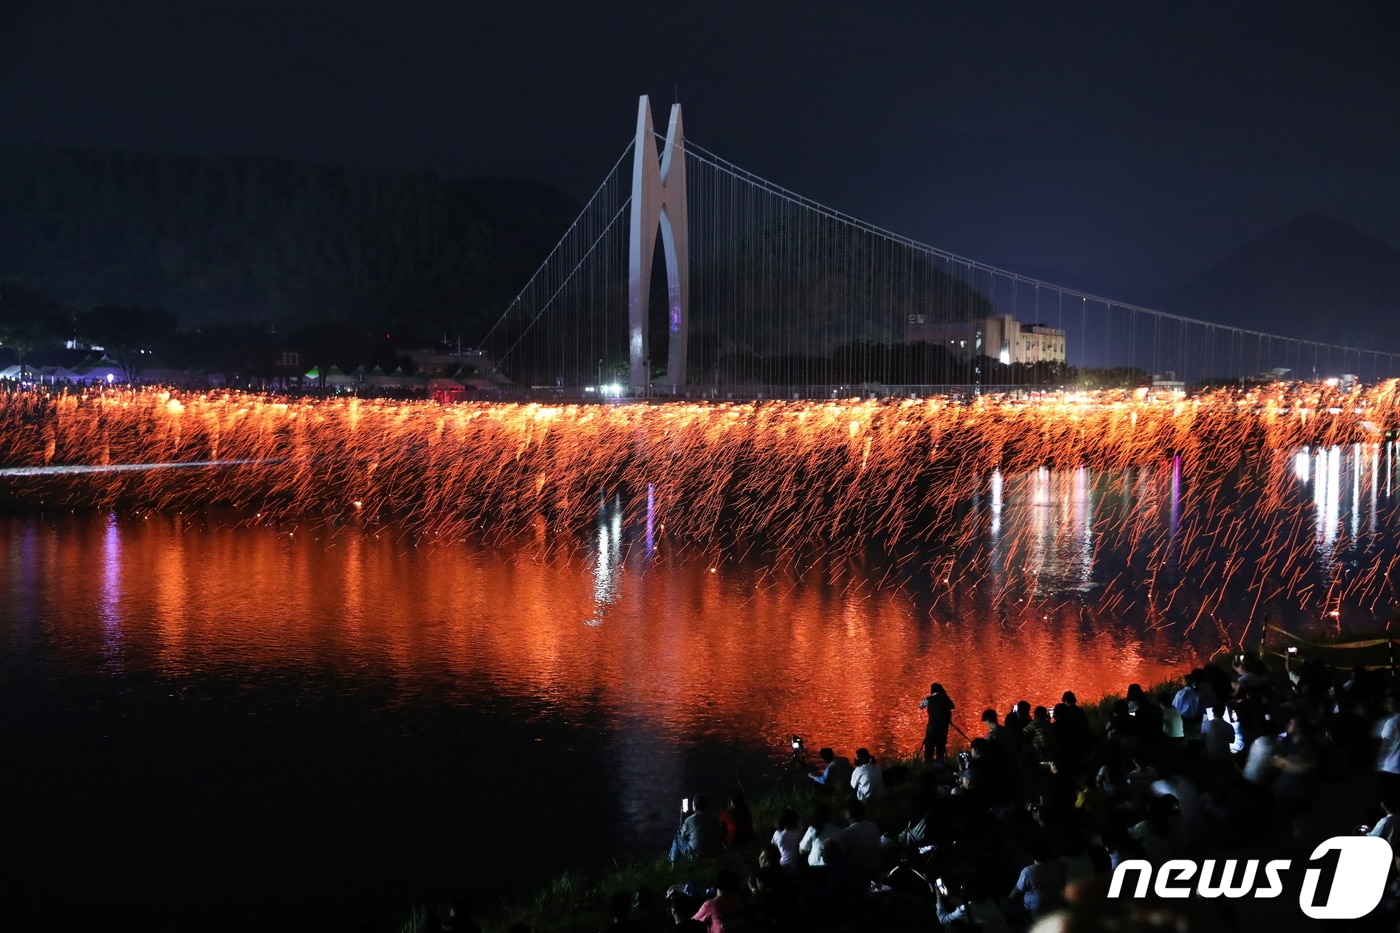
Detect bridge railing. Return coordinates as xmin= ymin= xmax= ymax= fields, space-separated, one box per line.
xmin=486 ymin=383 xmax=1083 ymax=403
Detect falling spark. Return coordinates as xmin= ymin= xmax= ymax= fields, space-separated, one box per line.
xmin=0 ymin=382 xmax=1396 ymax=629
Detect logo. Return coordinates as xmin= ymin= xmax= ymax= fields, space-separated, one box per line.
xmin=1107 ymin=836 xmax=1392 ymax=920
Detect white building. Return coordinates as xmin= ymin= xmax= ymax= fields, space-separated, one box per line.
xmin=904 ymin=312 xmax=1066 ymax=365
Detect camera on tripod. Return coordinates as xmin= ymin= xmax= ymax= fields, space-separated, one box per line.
xmin=776 ymin=735 xmax=807 ymax=796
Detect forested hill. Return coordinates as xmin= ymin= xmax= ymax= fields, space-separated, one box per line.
xmin=0 ymin=146 xmax=579 ymax=336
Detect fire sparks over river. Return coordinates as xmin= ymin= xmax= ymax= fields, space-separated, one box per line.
xmin=3 ymin=383 xmax=1400 ymax=632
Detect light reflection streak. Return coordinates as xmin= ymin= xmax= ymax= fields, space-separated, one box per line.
xmin=0 ymin=457 xmax=281 ymax=477
xmin=587 ymin=496 xmax=624 ymax=626
xmin=100 ymin=511 xmax=122 ymax=662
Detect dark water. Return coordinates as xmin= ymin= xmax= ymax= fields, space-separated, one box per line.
xmin=3 ymin=444 xmax=1396 ymax=931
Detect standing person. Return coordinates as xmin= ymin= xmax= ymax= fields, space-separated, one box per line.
xmin=920 ymin=682 xmax=956 ymax=762
xmin=1375 ymin=689 xmax=1400 ymax=802
xmin=1054 ymin=690 xmax=1092 ymax=766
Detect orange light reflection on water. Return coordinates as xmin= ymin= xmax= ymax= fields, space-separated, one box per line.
xmin=4 ymin=514 xmax=1188 ymax=764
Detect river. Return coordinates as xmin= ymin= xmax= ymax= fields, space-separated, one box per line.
xmin=2 ymin=436 xmax=1396 ymax=931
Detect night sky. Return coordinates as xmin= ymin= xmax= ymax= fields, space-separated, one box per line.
xmin=2 ymin=0 xmax=1397 ymax=296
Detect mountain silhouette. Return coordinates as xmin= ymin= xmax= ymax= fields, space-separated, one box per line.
xmin=1167 ymin=214 xmax=1400 ymax=354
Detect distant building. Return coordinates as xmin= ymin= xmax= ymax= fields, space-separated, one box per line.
xmin=1152 ymin=371 xmax=1186 ymax=392
xmin=904 ymin=312 xmax=1066 ymax=365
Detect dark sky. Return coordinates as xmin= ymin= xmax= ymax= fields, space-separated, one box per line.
xmin=2 ymin=0 xmax=1396 ymax=294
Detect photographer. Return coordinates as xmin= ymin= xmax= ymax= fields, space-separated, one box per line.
xmin=919 ymin=682 xmax=956 ymax=762
xmin=809 ymin=747 xmax=852 ymax=791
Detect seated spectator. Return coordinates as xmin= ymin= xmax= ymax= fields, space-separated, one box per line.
xmin=809 ymin=840 xmax=866 ymax=921
xmin=669 ymin=795 xmax=723 ymax=863
xmin=850 ymin=747 xmax=885 ymax=801
xmin=798 ymin=801 xmax=841 ymax=867
xmin=1124 ymin=752 xmax=1161 ymax=808
xmin=1369 ymin=794 xmax=1400 ymax=851
xmin=746 ymin=866 xmax=800 ymax=931
xmin=692 ymin=869 xmax=744 ymax=933
xmin=936 ymin=876 xmax=1011 ymax=933
xmin=769 ymin=808 xmax=803 ymax=872
xmin=809 ymin=747 xmax=852 ymax=791
xmin=1130 ymin=795 xmax=1182 ymax=865
xmin=838 ymin=798 xmax=882 ymax=880
xmin=962 ymin=736 xmax=1019 ymax=806
xmin=667 ymin=899 xmax=707 ymax=933
xmin=597 ymin=890 xmax=641 ymax=933
xmin=1009 ymin=836 xmax=1066 ymax=924
xmin=717 ymin=789 xmax=753 ymax=850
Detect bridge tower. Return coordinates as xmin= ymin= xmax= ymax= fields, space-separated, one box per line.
xmin=628 ymin=95 xmax=689 ymax=393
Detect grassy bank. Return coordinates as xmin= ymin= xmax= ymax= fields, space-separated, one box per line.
xmin=400 ymin=629 xmax=1398 ymax=933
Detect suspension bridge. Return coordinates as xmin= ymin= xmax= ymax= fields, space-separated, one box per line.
xmin=479 ymin=97 xmax=1399 ymax=398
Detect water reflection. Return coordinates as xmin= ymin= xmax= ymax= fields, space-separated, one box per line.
xmin=8 ymin=441 xmax=1400 ymax=932
xmin=100 ymin=511 xmax=122 ymax=663
xmin=587 ymin=493 xmax=625 ymax=626
xmin=1295 ymin=442 xmax=1396 ymax=577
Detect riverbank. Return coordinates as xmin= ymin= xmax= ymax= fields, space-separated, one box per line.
xmin=399 ymin=632 xmax=1400 ymax=933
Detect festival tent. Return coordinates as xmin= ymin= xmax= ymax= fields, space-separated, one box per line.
xmin=39 ymin=365 xmax=85 ymax=384
xmin=74 ymin=355 xmax=127 ymax=384
xmin=323 ymin=365 xmax=356 ymax=388
xmin=363 ymin=366 xmax=402 ymax=389
xmin=0 ymin=364 xmax=39 ymax=381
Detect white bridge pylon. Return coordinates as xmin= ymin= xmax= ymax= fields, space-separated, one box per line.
xmin=628 ymin=95 xmax=689 ymax=393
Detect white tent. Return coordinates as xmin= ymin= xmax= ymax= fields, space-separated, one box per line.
xmin=0 ymin=364 xmax=39 ymax=381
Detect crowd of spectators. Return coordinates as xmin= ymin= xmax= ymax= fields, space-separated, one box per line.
xmin=638 ymin=652 xmax=1400 ymax=932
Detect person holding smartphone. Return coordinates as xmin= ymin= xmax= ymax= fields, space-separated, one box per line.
xmin=935 ymin=876 xmax=1011 ymax=933
xmin=668 ymin=794 xmax=722 ymax=863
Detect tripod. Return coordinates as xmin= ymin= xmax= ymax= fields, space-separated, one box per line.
xmin=777 ymin=744 xmax=808 ymax=798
